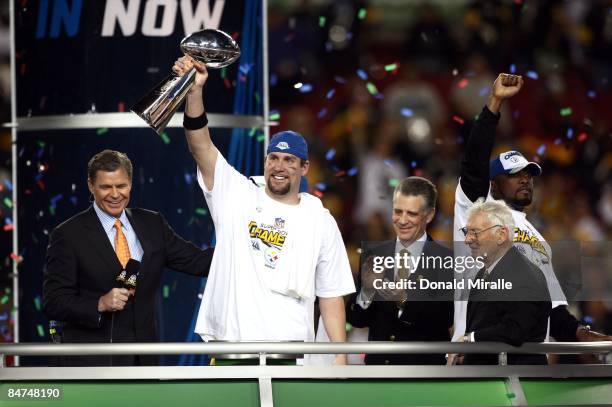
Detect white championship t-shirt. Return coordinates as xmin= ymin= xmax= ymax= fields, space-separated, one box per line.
xmin=452 ymin=181 xmax=567 ymax=341
xmin=194 ymin=153 xmax=355 ymax=342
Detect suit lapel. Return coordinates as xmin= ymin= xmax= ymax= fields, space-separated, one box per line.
xmin=125 ymin=209 xmax=152 ymax=274
xmin=82 ymin=206 xmax=123 ymax=273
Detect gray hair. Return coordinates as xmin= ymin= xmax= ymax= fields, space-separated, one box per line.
xmin=466 ymin=198 xmax=515 ymax=241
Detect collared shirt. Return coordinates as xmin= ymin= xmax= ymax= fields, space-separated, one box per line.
xmin=93 ymin=202 xmax=144 ymax=263
xmin=357 ymin=232 xmax=428 ymax=310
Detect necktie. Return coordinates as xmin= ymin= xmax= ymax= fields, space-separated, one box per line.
xmin=397 ymin=248 xmax=411 ymax=282
xmin=114 ymin=219 xmax=131 ymax=268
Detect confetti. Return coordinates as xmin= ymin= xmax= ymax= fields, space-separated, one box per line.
xmin=526 ymin=71 xmax=539 ymax=80
xmin=160 ymin=132 xmax=170 ymax=144
xmin=384 ymin=63 xmax=398 ymax=72
xmin=400 ymin=108 xmax=413 ymax=117
xmin=366 ymin=82 xmax=378 ymax=95
xmin=317 ymin=108 xmax=328 ymax=119
xmin=509 ymin=64 xmax=516 ymax=73
xmin=319 ymin=16 xmax=326 ymax=27
xmin=163 ymin=285 xmax=170 ymax=299
xmin=96 ymin=128 xmax=109 ymax=135
xmin=347 ymin=167 xmax=359 ymax=177
xmin=357 ymin=69 xmax=368 ymax=80
xmin=457 ymin=78 xmax=469 ymax=88
xmin=256 ymin=134 xmax=266 ymax=142
xmin=388 ymin=178 xmax=399 ymax=187
xmin=3 ymin=179 xmax=13 ymax=191
xmin=560 ymin=107 xmax=572 ymax=116
xmin=298 ymin=83 xmax=313 ymax=93
xmin=411 ymin=160 xmax=417 ymax=168
xmin=3 ymin=198 xmax=12 ymax=209
xmin=578 ymin=132 xmax=588 ymax=142
xmin=452 ymin=115 xmax=465 ymax=125
xmin=249 ymin=127 xmax=258 ymax=138
xmin=184 ymin=173 xmax=194 ymax=185
xmin=326 ymin=88 xmax=335 ymax=99
xmin=269 ymin=111 xmax=280 ymax=121
xmin=566 ymin=128 xmax=574 ymax=139
xmin=383 ymin=159 xmax=394 ymax=167
xmin=195 ymin=208 xmax=208 ymax=216
xmin=3 ymin=224 xmax=13 ymax=232
xmin=536 ymin=144 xmax=546 ymax=156
xmin=479 ymin=86 xmax=489 ymax=97
xmin=587 ymin=90 xmax=596 ymax=98
xmin=334 ymin=76 xmax=347 ymax=84
xmin=313 ymin=190 xmax=324 ymax=198
xmin=357 ymin=8 xmax=367 ymax=20
xmin=1 ymin=296 xmax=8 ymax=305
xmin=554 ymin=138 xmax=562 ymax=145
xmin=335 ymin=170 xmax=346 ymax=177
xmin=325 ymin=148 xmax=336 ymax=160
xmin=34 ymin=296 xmax=42 ymax=311
xmin=37 ymin=324 xmax=45 ymax=337
xmin=315 ymin=182 xmax=327 ymax=191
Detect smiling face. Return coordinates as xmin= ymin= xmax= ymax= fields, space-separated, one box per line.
xmin=88 ymin=169 xmax=131 ymax=218
xmin=391 ymin=192 xmax=435 ymax=245
xmin=464 ymin=211 xmax=510 ymax=264
xmin=491 ymin=168 xmax=534 ymax=210
xmin=264 ymin=152 xmax=309 ymax=202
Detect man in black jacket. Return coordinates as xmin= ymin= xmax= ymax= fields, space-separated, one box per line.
xmin=346 ymin=177 xmax=453 ymax=365
xmin=451 ymin=73 xmax=610 ymax=352
xmin=43 ymin=150 xmax=214 ymax=366
xmin=459 ymin=198 xmax=551 ymax=365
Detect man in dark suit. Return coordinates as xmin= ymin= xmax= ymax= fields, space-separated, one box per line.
xmin=43 ymin=150 xmax=214 ymax=366
xmin=346 ymin=177 xmax=454 ymax=365
xmin=453 ymin=198 xmax=551 ymax=365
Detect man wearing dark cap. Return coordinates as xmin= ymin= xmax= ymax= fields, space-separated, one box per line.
xmin=449 ymin=73 xmax=610 ymax=364
xmin=174 ymin=56 xmax=355 ymax=364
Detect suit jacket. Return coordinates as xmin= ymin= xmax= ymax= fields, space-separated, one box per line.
xmin=346 ymin=237 xmax=454 ymax=365
xmin=43 ymin=206 xmax=214 ymax=366
xmin=465 ymin=246 xmax=552 ymax=365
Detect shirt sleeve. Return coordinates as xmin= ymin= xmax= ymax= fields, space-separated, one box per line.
xmin=315 ymin=212 xmax=356 ymax=298
xmin=196 ymin=151 xmax=254 ymax=225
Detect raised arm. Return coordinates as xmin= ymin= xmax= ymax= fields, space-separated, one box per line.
xmin=460 ymin=73 xmax=523 ymax=202
xmin=173 ymin=56 xmax=218 ymax=190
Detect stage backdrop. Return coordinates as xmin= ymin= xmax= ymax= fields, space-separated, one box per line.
xmin=14 ymin=0 xmax=264 ymax=365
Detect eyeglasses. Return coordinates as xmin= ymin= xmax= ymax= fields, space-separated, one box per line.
xmin=460 ymin=224 xmax=502 ymax=239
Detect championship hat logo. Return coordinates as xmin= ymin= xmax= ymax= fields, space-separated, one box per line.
xmin=275 ymin=142 xmax=290 ymax=150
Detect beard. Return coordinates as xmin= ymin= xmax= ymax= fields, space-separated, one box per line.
xmin=508 ymin=193 xmax=532 ymax=209
xmin=267 ymin=178 xmax=291 ymax=196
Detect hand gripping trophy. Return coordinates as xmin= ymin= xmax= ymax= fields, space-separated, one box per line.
xmin=132 ymin=29 xmax=241 ymax=135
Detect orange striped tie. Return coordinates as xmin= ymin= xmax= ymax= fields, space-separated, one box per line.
xmin=114 ymin=219 xmax=131 ymax=268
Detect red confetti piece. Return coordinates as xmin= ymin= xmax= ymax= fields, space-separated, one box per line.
xmin=313 ymin=190 xmax=324 ymax=198
xmin=3 ymin=224 xmax=14 ymax=232
xmin=224 ymin=78 xmax=231 ymax=89
xmin=231 ymin=32 xmax=240 ymax=41
xmin=452 ymin=115 xmax=465 ymax=125
xmin=457 ymin=78 xmax=469 ymax=88
xmin=118 ymin=102 xmax=125 ymax=112
xmin=335 ymin=170 xmax=346 ymax=177
xmin=413 ymin=169 xmax=424 ymax=177
xmin=9 ymin=253 xmax=23 ymax=263
xmin=578 ymin=133 xmax=588 ymax=142
xmin=37 ymin=180 xmax=45 ymax=190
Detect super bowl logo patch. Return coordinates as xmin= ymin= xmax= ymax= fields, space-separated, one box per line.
xmin=264 ymin=247 xmax=281 ymax=268
xmin=275 ymin=217 xmax=285 ymax=229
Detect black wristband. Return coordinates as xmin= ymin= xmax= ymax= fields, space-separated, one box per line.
xmin=183 ymin=111 xmax=209 ymax=130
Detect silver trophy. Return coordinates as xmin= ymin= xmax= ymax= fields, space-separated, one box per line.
xmin=131 ymin=29 xmax=241 ymax=135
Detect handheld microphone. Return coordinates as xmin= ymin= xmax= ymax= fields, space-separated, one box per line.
xmin=115 ymin=259 xmax=141 ymax=293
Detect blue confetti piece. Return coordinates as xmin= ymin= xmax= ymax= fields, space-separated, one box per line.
xmin=554 ymin=138 xmax=562 ymax=145
xmin=383 ymin=159 xmax=394 ymax=167
xmin=373 ymin=93 xmax=384 ymax=100
xmin=3 ymin=179 xmax=13 ymax=191
xmin=35 ymin=173 xmax=44 ymax=182
xmin=239 ymin=63 xmax=253 ymax=75
xmin=583 ymin=315 xmax=595 ymax=324
xmin=326 ymin=88 xmax=335 ymax=99
xmin=587 ymin=90 xmax=596 ymax=98
xmin=411 ymin=160 xmax=417 ymax=168
xmin=334 ymin=76 xmax=347 ymax=84
xmin=298 ymin=83 xmax=313 ymax=93
xmin=315 ymin=182 xmax=327 ymax=191
xmin=347 ymin=167 xmax=359 ymax=176
xmin=400 ymin=108 xmax=413 ymax=117
xmin=331 ymin=165 xmax=340 ymax=172
xmin=325 ymin=41 xmax=333 ymax=52
xmin=509 ymin=64 xmax=516 ymax=74
xmin=270 ymin=73 xmax=278 ymax=87
xmin=325 ymin=148 xmax=336 ymax=161
xmin=4 ymin=217 xmax=12 ymax=225
xmin=37 ymin=147 xmax=45 ymax=158
xmin=50 ymin=194 xmax=63 ymax=205
xmin=536 ymin=144 xmax=546 ymax=156
xmin=357 ymin=69 xmax=368 ymax=80
xmin=69 ymin=196 xmax=78 ymax=205
xmin=478 ymin=86 xmax=490 ymax=97
xmin=317 ymin=108 xmax=328 ymax=119
xmin=566 ymin=128 xmax=574 ymax=139
xmin=184 ymin=173 xmax=193 ymax=184
xmin=526 ymin=70 xmax=539 ymax=80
